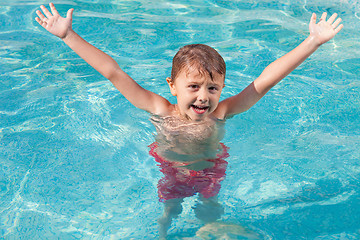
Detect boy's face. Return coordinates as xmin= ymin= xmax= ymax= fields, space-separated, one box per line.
xmin=167 ymin=68 xmax=225 ymax=121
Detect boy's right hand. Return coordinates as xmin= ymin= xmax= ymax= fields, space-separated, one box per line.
xmin=35 ymin=3 xmax=74 ymax=39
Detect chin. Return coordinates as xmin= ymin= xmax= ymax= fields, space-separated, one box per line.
xmin=191 ymin=114 xmax=208 ymax=121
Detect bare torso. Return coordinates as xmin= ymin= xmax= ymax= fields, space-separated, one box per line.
xmin=150 ymin=113 xmax=226 ymax=170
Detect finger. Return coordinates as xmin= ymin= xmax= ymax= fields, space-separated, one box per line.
xmin=40 ymin=5 xmax=53 ymax=18
xmin=327 ymin=13 xmax=338 ymax=24
xmin=35 ymin=17 xmax=47 ymax=28
xmin=310 ymin=13 xmax=317 ymax=25
xmin=334 ymin=24 xmax=344 ymax=35
xmin=320 ymin=12 xmax=327 ymax=21
xmin=36 ymin=10 xmax=47 ymax=21
xmin=35 ymin=16 xmax=41 ymax=24
xmin=49 ymin=2 xmax=59 ymax=16
xmin=332 ymin=17 xmax=342 ymax=29
xmin=66 ymin=8 xmax=74 ymax=20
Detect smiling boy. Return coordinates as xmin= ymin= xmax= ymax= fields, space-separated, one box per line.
xmin=35 ymin=3 xmax=343 ymax=239
xmin=165 ymin=44 xmax=226 ymax=121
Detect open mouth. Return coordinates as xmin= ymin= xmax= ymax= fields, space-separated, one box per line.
xmin=191 ymin=105 xmax=209 ymax=114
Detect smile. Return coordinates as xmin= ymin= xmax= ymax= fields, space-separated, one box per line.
xmin=191 ymin=105 xmax=209 ymax=114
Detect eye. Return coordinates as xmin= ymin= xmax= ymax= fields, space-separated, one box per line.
xmin=188 ymin=84 xmax=199 ymax=90
xmin=208 ymin=86 xmax=218 ymax=92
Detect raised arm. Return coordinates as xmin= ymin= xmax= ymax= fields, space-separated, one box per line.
xmin=217 ymin=12 xmax=343 ymax=118
xmin=35 ymin=3 xmax=171 ymax=115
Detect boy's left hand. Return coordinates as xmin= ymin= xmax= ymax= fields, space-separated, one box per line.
xmin=309 ymin=12 xmax=343 ymax=45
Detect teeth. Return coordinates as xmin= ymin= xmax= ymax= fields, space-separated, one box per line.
xmin=193 ymin=105 xmax=208 ymax=109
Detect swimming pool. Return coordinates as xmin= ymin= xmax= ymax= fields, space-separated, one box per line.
xmin=1 ymin=0 xmax=359 ymax=239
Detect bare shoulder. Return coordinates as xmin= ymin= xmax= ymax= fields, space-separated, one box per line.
xmin=211 ymin=100 xmax=230 ymax=120
xmin=150 ymin=96 xmax=176 ymax=117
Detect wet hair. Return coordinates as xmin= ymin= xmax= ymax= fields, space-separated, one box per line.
xmin=170 ymin=44 xmax=226 ymax=82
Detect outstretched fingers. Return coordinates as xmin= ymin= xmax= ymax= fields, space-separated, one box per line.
xmin=35 ymin=5 xmax=52 ymax=28
xmin=35 ymin=3 xmax=60 ymax=28
xmin=332 ymin=17 xmax=343 ymax=31
xmin=49 ymin=2 xmax=60 ymax=16
xmin=35 ymin=10 xmax=47 ymax=27
xmin=327 ymin=13 xmax=338 ymax=24
xmin=314 ymin=12 xmax=343 ymax=33
xmin=309 ymin=12 xmax=344 ymax=44
xmin=35 ymin=3 xmax=73 ymax=38
xmin=326 ymin=13 xmax=343 ymax=34
xmin=40 ymin=5 xmax=53 ymax=18
xmin=36 ymin=9 xmax=45 ymax=21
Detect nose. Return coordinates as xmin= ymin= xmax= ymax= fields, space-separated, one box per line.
xmin=198 ymin=87 xmax=209 ymax=103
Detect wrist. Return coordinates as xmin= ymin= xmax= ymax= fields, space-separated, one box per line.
xmin=307 ymin=34 xmax=323 ymax=48
xmin=61 ymin=29 xmax=75 ymax=41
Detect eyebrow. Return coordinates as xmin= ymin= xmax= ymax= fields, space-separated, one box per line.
xmin=187 ymin=80 xmax=222 ymax=88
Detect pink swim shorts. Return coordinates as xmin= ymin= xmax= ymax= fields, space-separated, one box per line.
xmin=149 ymin=142 xmax=229 ymax=202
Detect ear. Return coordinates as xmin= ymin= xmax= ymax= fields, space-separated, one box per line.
xmin=166 ymin=77 xmax=177 ymax=96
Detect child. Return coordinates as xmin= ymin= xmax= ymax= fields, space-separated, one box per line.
xmin=35 ymin=3 xmax=343 ymax=238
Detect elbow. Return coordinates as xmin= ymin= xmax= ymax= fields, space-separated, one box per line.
xmin=103 ymin=65 xmax=122 ymax=82
xmin=253 ymin=79 xmax=272 ymax=97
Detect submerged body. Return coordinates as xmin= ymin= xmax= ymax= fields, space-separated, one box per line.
xmin=150 ymin=114 xmax=229 ymax=202
xmin=151 ymin=114 xmax=226 ymax=164
xmin=150 ymin=114 xmax=229 ymax=238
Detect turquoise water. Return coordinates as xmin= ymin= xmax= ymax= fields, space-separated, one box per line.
xmin=1 ymin=0 xmax=359 ymax=239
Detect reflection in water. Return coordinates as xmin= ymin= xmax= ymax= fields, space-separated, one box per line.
xmin=149 ymin=115 xmax=229 ymax=238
